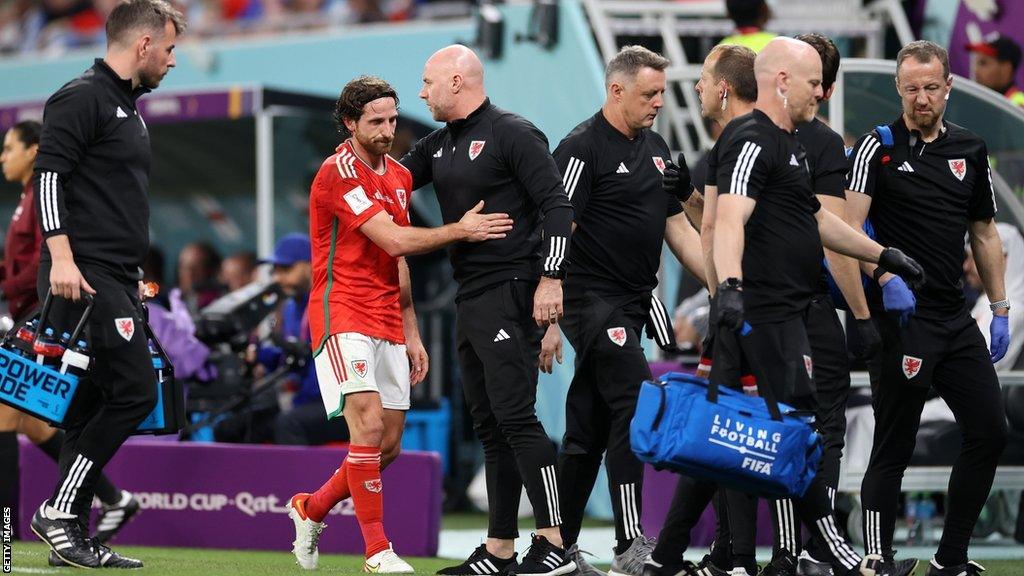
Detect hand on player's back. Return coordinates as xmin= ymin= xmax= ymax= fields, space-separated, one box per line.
xmin=458 ymin=201 xmax=514 ymax=242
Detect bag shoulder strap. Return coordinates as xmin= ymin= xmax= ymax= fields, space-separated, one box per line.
xmin=874 ymin=124 xmax=894 ymax=148
xmin=706 ymin=323 xmax=784 ymax=421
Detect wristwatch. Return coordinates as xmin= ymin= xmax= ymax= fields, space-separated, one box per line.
xmin=720 ymin=277 xmax=743 ymax=290
xmin=989 ymin=299 xmax=1011 ymax=312
xmin=541 ymin=269 xmax=565 ymax=280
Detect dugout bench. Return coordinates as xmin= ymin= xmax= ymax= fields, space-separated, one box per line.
xmin=838 ymin=371 xmax=1024 ymax=493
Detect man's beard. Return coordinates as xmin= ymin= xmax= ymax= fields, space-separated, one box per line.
xmin=357 ymin=135 xmax=393 ymax=156
xmin=140 ymin=68 xmax=164 ymax=90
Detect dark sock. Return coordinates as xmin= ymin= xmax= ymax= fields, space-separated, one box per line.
xmin=615 ymin=540 xmax=632 ymax=555
xmin=35 ymin=430 xmax=63 ymax=460
xmin=93 ymin=474 xmax=121 ymax=506
xmin=734 ymin=554 xmax=757 ymax=575
xmin=934 ymin=547 xmax=967 ymax=569
xmin=0 ymin=431 xmax=19 ymax=529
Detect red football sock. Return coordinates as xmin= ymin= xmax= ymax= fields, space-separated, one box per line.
xmin=305 ymin=460 xmax=350 ymax=523
xmin=346 ymin=444 xmax=389 ymax=558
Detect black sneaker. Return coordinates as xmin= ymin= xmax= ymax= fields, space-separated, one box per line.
xmin=797 ymin=551 xmax=834 ymax=576
xmin=861 ymin=554 xmax=920 ymax=576
xmin=924 ymin=559 xmax=983 ymax=576
xmin=642 ymin=559 xmax=687 ymax=576
xmin=30 ymin=504 xmax=99 ymax=569
xmin=692 ymin=554 xmax=730 ymax=576
xmin=438 ymin=543 xmax=519 ymax=575
xmin=93 ymin=491 xmax=141 ymax=544
xmin=511 ymin=534 xmax=576 ymax=576
xmin=49 ymin=544 xmax=144 ymax=569
xmin=759 ymin=550 xmax=798 ymax=576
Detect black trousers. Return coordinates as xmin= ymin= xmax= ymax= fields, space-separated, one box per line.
xmin=557 ymin=288 xmax=651 ymax=548
xmin=40 ymin=262 xmax=156 ymax=521
xmin=651 ymin=478 xmax=737 ymax=568
xmin=803 ymin=294 xmax=852 ymax=558
xmin=861 ymin=311 xmax=1007 ymax=565
xmin=456 ymin=280 xmax=560 ymax=537
xmin=712 ymin=316 xmax=862 ymax=573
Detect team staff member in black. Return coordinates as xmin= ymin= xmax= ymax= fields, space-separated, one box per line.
xmin=846 ymin=41 xmax=1009 ymax=576
xmin=711 ymin=38 xmax=924 ymax=576
xmin=28 ymin=0 xmax=184 ymax=569
xmin=544 ymin=45 xmax=705 ymax=576
xmin=644 ymin=43 xmax=759 ymax=576
xmin=401 ymin=45 xmax=576 ymax=576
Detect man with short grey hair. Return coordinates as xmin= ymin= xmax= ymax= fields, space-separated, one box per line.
xmin=548 ymin=44 xmax=705 ymax=576
xmin=28 ymin=0 xmax=184 ymax=569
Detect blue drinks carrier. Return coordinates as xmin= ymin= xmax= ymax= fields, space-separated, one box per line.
xmin=0 ymin=290 xmax=184 ymax=435
xmin=0 ymin=291 xmax=92 ymax=426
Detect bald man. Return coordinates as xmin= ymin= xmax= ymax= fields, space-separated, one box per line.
xmin=709 ymin=38 xmax=924 ymax=576
xmin=401 ymin=46 xmax=576 ymax=576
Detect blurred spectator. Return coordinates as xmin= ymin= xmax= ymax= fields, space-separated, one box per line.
xmin=0 ymin=120 xmax=41 ymax=321
xmin=347 ymin=0 xmax=385 ymax=23
xmin=719 ymin=0 xmax=775 ymax=53
xmin=258 ymin=233 xmax=349 ymax=445
xmin=177 ymin=241 xmax=224 ymax=312
xmin=966 ymin=34 xmax=1024 ymax=108
xmin=220 ymin=250 xmax=257 ymax=291
xmin=965 ymin=222 xmax=1024 ymax=370
xmin=0 ymin=0 xmax=454 ymax=53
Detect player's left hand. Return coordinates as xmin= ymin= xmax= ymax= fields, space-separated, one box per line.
xmin=539 ymin=324 xmax=563 ymax=374
xmin=406 ymin=337 xmax=429 ymax=385
xmin=533 ymin=277 xmax=563 ymax=326
xmin=663 ymin=153 xmax=694 ymax=202
xmin=990 ymin=313 xmax=1010 ymax=363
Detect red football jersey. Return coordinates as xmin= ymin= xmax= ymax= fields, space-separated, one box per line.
xmin=308 ymin=140 xmax=413 ymax=351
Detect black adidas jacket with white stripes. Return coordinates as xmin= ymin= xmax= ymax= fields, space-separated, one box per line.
xmin=708 ymin=109 xmax=823 ymax=324
xmin=552 ymin=109 xmax=681 ymax=294
xmin=401 ymin=99 xmax=573 ymax=299
xmin=34 ymin=59 xmax=152 ymax=278
xmin=845 ymin=116 xmax=995 ymax=319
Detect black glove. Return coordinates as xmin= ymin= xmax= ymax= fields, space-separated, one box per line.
xmin=715 ymin=282 xmax=744 ymax=331
xmin=852 ymin=318 xmax=882 ymax=362
xmin=663 ymin=152 xmax=694 ymax=202
xmin=877 ymin=247 xmax=926 ymax=289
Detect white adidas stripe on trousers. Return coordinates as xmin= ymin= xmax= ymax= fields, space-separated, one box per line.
xmin=864 ymin=509 xmax=885 ymax=556
xmin=618 ymin=482 xmax=642 ymax=541
xmin=540 ymin=465 xmax=561 ymax=525
xmin=773 ymin=498 xmax=861 ymax=570
xmin=54 ymin=454 xmax=94 ymax=514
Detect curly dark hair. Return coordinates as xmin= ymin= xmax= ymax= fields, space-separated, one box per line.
xmin=333 ymin=76 xmax=400 ymax=136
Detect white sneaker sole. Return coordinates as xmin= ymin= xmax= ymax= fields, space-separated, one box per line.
xmin=517 ymin=561 xmax=578 ymax=576
xmin=288 ymin=504 xmax=320 ymax=570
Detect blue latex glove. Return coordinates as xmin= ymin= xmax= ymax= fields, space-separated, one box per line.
xmin=991 ymin=314 xmax=1010 ymax=363
xmin=881 ymin=276 xmax=916 ymax=327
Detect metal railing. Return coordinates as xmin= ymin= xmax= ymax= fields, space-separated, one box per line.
xmin=581 ymin=0 xmax=914 ymax=157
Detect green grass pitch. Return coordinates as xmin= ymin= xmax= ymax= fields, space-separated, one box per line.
xmin=8 ymin=542 xmax=1024 ymax=575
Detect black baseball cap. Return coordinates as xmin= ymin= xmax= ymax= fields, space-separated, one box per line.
xmin=966 ymin=33 xmax=1022 ymax=70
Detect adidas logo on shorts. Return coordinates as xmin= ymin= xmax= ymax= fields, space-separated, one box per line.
xmin=493 ymin=329 xmax=511 ymax=342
